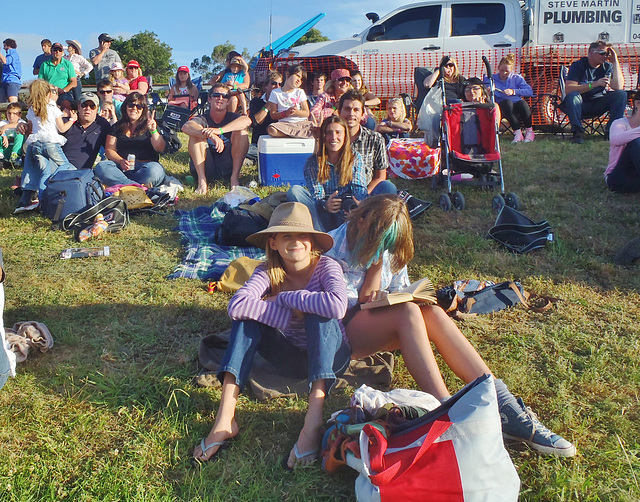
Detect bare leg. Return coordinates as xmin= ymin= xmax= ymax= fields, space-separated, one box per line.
xmin=192 ymin=372 xmax=241 ymax=461
xmin=230 ymin=130 xmax=249 ymax=188
xmin=227 ymin=95 xmax=239 ymax=114
xmin=346 ymin=302 xmax=450 ymax=400
xmin=187 ymin=136 xmax=209 ymax=195
xmin=420 ymin=305 xmax=492 ymax=383
xmin=286 ymin=379 xmax=326 ymax=469
xmin=267 ymin=125 xmax=287 ymax=138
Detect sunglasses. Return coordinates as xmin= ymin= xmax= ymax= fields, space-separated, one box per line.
xmin=52 ymin=48 xmax=63 ymax=52
xmin=98 ymin=89 xmax=113 ymax=94
xmin=210 ymin=92 xmax=229 ymax=99
xmin=49 ymin=88 xmax=59 ymax=94
xmin=80 ymin=102 xmax=97 ymax=109
xmin=126 ymin=102 xmax=145 ymax=110
xmin=270 ymin=81 xmax=282 ymax=87
xmin=445 ymin=63 xmax=456 ymax=68
xmin=337 ymin=77 xmax=351 ymax=83
xmin=593 ymin=50 xmax=608 ymax=55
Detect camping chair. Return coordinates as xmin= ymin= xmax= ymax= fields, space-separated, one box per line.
xmin=159 ymin=76 xmax=204 ymax=131
xmin=551 ymin=65 xmax=608 ymax=137
xmin=399 ymin=67 xmax=435 ymax=125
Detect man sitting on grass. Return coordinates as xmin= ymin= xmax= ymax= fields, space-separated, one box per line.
xmin=182 ymin=83 xmax=250 ymax=193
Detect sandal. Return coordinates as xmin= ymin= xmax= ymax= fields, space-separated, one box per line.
xmin=281 ymin=441 xmax=319 ymax=471
xmin=191 ymin=438 xmax=231 ymax=466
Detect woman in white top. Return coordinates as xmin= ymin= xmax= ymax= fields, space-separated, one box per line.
xmin=266 ymin=65 xmax=313 ymax=138
xmin=64 ymin=40 xmax=92 ymax=102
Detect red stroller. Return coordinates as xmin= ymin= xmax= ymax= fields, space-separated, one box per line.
xmin=438 ymin=56 xmax=520 ymax=212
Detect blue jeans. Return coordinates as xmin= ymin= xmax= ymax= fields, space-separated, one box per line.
xmin=287 ymin=181 xmax=398 ymax=232
xmin=21 ymin=141 xmax=74 ymax=194
xmin=94 ymin=159 xmax=166 ymax=187
xmin=606 ymin=137 xmax=640 ymax=193
xmin=218 ymin=316 xmax=351 ymax=393
xmin=563 ymin=90 xmax=628 ymax=133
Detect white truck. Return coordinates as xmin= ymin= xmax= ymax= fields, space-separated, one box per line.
xmin=258 ymin=0 xmax=640 ymax=125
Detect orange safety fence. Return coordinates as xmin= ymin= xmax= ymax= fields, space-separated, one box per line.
xmin=255 ymin=44 xmax=640 ymax=127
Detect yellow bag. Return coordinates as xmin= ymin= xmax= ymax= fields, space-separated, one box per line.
xmin=210 ymin=257 xmax=262 ymax=293
xmin=114 ymin=186 xmax=154 ymax=210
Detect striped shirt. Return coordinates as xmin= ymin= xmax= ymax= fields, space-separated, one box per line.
xmin=227 ymin=255 xmax=348 ymax=348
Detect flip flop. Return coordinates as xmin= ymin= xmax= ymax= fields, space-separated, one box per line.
xmin=281 ymin=441 xmax=319 ymax=471
xmin=191 ymin=438 xmax=231 ymax=466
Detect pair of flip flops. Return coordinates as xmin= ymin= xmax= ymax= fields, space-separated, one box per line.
xmin=281 ymin=442 xmax=319 ymax=471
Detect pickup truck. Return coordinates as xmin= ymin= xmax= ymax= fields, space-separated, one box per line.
xmin=256 ymin=0 xmax=640 ymax=125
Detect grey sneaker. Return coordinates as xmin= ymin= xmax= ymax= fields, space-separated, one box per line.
xmin=500 ymin=397 xmax=576 ymax=457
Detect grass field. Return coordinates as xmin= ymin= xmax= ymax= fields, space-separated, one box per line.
xmin=0 ymin=133 xmax=639 ymax=501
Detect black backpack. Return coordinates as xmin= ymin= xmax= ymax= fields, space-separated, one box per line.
xmin=216 ymin=208 xmax=269 ymax=247
xmin=61 ymin=196 xmax=129 ymax=241
xmin=40 ymin=169 xmax=105 ymax=224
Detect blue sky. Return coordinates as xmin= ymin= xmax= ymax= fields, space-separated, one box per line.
xmin=2 ymin=0 xmax=409 ymax=78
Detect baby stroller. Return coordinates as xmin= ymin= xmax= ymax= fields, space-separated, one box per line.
xmin=437 ymin=56 xmax=520 ymax=212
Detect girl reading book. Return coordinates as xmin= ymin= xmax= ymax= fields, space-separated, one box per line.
xmin=325 ymin=194 xmax=576 ymax=457
xmin=192 ymin=202 xmax=351 ymax=469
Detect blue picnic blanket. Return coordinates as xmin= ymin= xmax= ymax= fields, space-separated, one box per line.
xmin=168 ymin=201 xmax=266 ymax=281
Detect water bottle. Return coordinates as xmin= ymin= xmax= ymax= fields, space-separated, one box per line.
xmin=78 ymin=214 xmax=109 ymax=242
xmin=60 ymin=246 xmax=110 ymax=259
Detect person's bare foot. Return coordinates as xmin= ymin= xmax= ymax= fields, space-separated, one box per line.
xmin=193 ymin=418 xmax=239 ymax=462
xmin=229 ymin=175 xmax=240 ymax=189
xmin=194 ymin=181 xmax=208 ymax=195
xmin=286 ymin=424 xmax=322 ymax=469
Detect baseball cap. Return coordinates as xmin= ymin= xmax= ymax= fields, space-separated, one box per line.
xmin=127 ymin=60 xmax=140 ymax=68
xmin=79 ymin=93 xmax=100 ymax=107
xmin=51 ymin=42 xmax=64 ymax=51
xmin=331 ymin=68 xmax=351 ymax=81
xmin=178 ymin=66 xmax=190 ymax=73
xmin=98 ymin=33 xmax=114 ymax=43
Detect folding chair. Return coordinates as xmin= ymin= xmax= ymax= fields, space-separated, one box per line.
xmin=399 ymin=67 xmax=436 ymax=125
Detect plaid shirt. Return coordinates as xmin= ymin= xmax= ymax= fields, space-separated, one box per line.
xmin=326 ymin=223 xmax=410 ymax=309
xmin=303 ymin=152 xmax=368 ymax=202
xmin=350 ymin=127 xmax=389 ymax=185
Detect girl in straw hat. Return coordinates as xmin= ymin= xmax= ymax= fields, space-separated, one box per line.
xmin=192 ymin=202 xmax=351 ymax=468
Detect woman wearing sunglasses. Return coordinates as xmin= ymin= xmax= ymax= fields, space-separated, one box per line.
xmin=94 ymin=92 xmax=166 ymax=187
xmin=310 ymin=69 xmax=353 ymax=126
xmin=423 ymin=56 xmax=466 ymax=103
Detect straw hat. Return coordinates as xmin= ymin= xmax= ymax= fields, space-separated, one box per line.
xmin=65 ymin=40 xmax=82 ymax=55
xmin=246 ymin=202 xmax=333 ymax=252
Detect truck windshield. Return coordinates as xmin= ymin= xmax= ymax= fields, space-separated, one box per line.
xmin=377 ymin=5 xmax=442 ymax=40
xmin=451 ymin=3 xmax=506 ymax=36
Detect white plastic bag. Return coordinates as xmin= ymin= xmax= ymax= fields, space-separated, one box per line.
xmin=417 ymin=86 xmax=443 ymax=148
xmin=220 ymin=186 xmax=259 ymax=208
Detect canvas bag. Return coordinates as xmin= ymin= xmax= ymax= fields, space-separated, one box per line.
xmin=350 ymin=375 xmax=520 ymax=502
xmin=40 ymin=169 xmax=105 ymax=223
xmin=417 ymin=85 xmax=443 ymax=148
xmin=61 ymin=196 xmax=129 ymax=241
xmin=209 ymin=257 xmax=262 ymax=293
xmin=387 ymin=138 xmax=440 ymax=179
xmin=489 ymin=206 xmax=552 ymax=254
xmin=215 ymin=208 xmax=269 ymax=247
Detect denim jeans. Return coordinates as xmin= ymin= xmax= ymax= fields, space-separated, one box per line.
xmin=21 ymin=141 xmax=74 ymax=194
xmin=562 ymin=90 xmax=628 ymax=133
xmin=218 ymin=315 xmax=351 ymax=393
xmin=287 ymin=181 xmax=398 ymax=232
xmin=94 ymin=159 xmax=166 ymax=187
xmin=606 ymin=137 xmax=640 ymax=193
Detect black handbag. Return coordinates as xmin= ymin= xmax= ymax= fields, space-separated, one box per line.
xmin=488 ymin=206 xmax=552 ymax=254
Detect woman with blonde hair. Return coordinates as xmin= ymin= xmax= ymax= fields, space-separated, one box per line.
xmin=485 ymin=53 xmax=534 ymax=143
xmin=325 ymin=194 xmax=577 ymax=458
xmin=376 ymin=97 xmax=412 ymax=142
xmin=287 ymin=115 xmax=368 ymax=232
xmin=423 ymin=55 xmax=466 ymax=102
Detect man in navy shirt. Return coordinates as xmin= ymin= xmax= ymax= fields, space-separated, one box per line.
xmin=62 ymin=93 xmax=110 ymax=169
xmin=563 ymin=40 xmax=627 ymax=144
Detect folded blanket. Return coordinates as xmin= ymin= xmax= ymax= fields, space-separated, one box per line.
xmin=168 ymin=202 xmax=266 ymax=281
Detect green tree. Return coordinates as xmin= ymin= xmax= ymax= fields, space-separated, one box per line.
xmin=292 ymin=28 xmax=329 ymax=48
xmin=109 ymin=31 xmax=176 ymax=84
xmin=191 ymin=41 xmax=250 ymax=80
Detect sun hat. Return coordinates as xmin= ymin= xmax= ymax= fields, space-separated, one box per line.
xmin=246 ymin=202 xmax=334 ymax=252
xmin=110 ymin=62 xmax=125 ymax=72
xmin=65 ymin=39 xmax=82 ymax=54
xmin=331 ymin=69 xmax=351 ymax=81
xmin=230 ymin=57 xmax=243 ymax=66
xmin=127 ymin=60 xmax=140 ymax=68
xmin=178 ymin=65 xmax=190 ymax=73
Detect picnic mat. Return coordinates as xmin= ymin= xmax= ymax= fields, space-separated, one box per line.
xmin=168 ymin=201 xmax=266 ymax=281
xmin=194 ymin=330 xmax=396 ymax=400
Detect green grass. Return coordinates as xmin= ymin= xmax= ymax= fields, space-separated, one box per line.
xmin=0 ymin=132 xmax=639 ymax=501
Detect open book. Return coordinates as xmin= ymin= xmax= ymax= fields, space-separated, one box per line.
xmin=360 ymin=277 xmax=437 ymax=310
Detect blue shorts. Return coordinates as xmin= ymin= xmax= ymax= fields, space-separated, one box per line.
xmin=0 ymin=82 xmax=21 ymax=100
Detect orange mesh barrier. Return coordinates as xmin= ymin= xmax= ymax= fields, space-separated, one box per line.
xmin=256 ymin=44 xmax=640 ymax=127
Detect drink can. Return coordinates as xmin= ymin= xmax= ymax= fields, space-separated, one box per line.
xmin=127 ymin=154 xmax=135 ymax=165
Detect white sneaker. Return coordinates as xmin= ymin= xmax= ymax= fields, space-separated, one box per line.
xmin=523 ymin=128 xmax=535 ymax=143
xmin=512 ymin=130 xmax=524 ymax=143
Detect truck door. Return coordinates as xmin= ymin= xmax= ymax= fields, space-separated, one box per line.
xmin=360 ymin=4 xmax=444 ymax=56
xmin=444 ymin=2 xmax=519 ymax=52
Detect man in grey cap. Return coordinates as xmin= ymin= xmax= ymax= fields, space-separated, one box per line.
xmin=61 ymin=93 xmax=110 ymax=169
xmin=89 ymin=33 xmax=121 ymax=82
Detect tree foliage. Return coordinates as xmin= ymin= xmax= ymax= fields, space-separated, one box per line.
xmin=109 ymin=31 xmax=176 ymax=83
xmin=190 ymin=41 xmax=250 ymax=79
xmin=292 ymin=28 xmax=329 ymax=48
